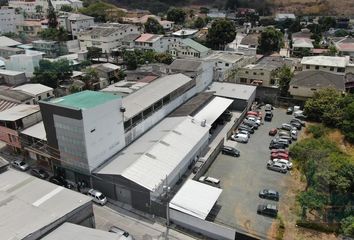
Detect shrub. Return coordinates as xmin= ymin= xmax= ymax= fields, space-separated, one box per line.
xmin=306 ymin=124 xmax=328 ymax=138
xmin=296 ymin=220 xmax=339 ymax=233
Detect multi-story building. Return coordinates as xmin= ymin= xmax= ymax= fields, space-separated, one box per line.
xmin=50 ymin=0 xmax=83 ymax=10
xmin=8 ymin=0 xmax=49 ymax=15
xmin=0 ymin=104 xmax=42 ymax=152
xmin=39 ymin=91 xmax=126 ymax=180
xmin=77 ymin=23 xmax=141 ymax=53
xmin=0 ymin=6 xmax=24 ymax=34
xmin=16 ymin=20 xmax=43 ymax=37
xmin=58 ymin=13 xmax=94 ymax=38
xmin=13 ymin=83 xmax=54 ymax=103
xmin=32 ymin=40 xmax=62 ymax=58
xmin=203 ymin=51 xmax=255 ymax=82
xmin=0 ymin=46 xmax=25 ymax=58
xmin=5 ymin=50 xmax=44 ymax=77
xmin=301 ymin=56 xmax=349 ymax=75
xmin=168 ymin=38 xmax=211 ymax=59
xmin=134 ymin=33 xmax=167 ymax=53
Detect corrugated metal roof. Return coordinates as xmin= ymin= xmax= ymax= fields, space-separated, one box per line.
xmin=0 ymin=100 xmax=19 ymax=112
xmin=0 ymin=104 xmax=39 ymax=121
xmin=193 ymin=96 xmax=233 ymax=125
xmin=169 ymin=179 xmax=222 ymax=219
xmin=182 ymin=38 xmax=210 ymax=53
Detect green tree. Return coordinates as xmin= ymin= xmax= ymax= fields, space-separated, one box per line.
xmin=258 ymin=27 xmax=284 ymax=54
xmin=82 ymin=68 xmax=99 ymax=90
xmin=341 ymin=101 xmax=354 ymax=143
xmin=79 ymin=2 xmax=114 ymax=22
xmin=166 ymin=8 xmax=186 ymax=25
xmin=225 ymin=0 xmax=239 ymax=10
xmin=193 ymin=17 xmax=205 ymax=29
xmin=341 ymin=216 xmax=354 ymax=237
xmin=144 ymin=17 xmax=164 ymax=34
xmin=39 ymin=27 xmax=69 ymax=41
xmin=69 ymin=85 xmax=81 ymax=93
xmin=32 ymin=59 xmax=73 ymax=88
xmin=155 ymin=52 xmax=173 ymax=64
xmin=327 ymin=45 xmax=338 ymax=56
xmin=87 ymin=47 xmax=102 ymax=61
xmin=276 ymin=65 xmax=293 ymax=96
xmin=304 ymin=88 xmax=345 ymax=127
xmin=297 ymin=188 xmax=328 ymax=214
xmin=60 ymin=4 xmax=73 ymax=12
xmin=318 ymin=16 xmax=336 ymax=32
xmin=334 ymin=29 xmax=349 ymax=37
xmin=47 ymin=7 xmax=58 ymax=28
xmin=123 ymin=51 xmax=138 ymax=70
xmin=206 ymin=19 xmax=236 ymax=50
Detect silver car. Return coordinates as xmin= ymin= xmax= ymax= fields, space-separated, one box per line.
xmin=11 ymin=160 xmax=29 ymax=171
xmin=267 ymin=162 xmax=287 ymax=173
xmin=87 ymin=189 xmax=107 ymax=206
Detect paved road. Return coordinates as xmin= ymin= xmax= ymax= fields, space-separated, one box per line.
xmin=205 ymin=107 xmax=295 ymax=239
xmin=94 ymin=204 xmax=197 ymax=240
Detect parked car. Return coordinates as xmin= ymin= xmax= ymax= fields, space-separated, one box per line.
xmin=231 ymin=133 xmax=249 ymax=143
xmin=259 ymin=189 xmax=279 ymax=201
xmin=265 ymin=104 xmax=273 ymax=112
xmin=290 ymin=129 xmax=298 ymax=140
xmin=11 ymin=160 xmax=30 ymax=171
xmin=247 ymin=111 xmax=260 ymax=118
xmin=271 ymin=138 xmax=289 ymax=147
xmin=243 ymin=119 xmax=258 ymax=129
xmin=239 ymin=124 xmax=255 ymax=134
xmin=192 ymin=160 xmax=204 ymax=174
xmin=221 ymin=146 xmax=240 ymax=157
xmin=267 ymin=162 xmax=287 ymax=173
xmin=246 ymin=116 xmax=261 ymax=126
xmin=49 ymin=176 xmax=73 ymax=189
xmin=294 ymin=111 xmax=307 ymax=120
xmin=87 ymin=189 xmax=107 ymax=206
xmin=109 ymin=226 xmax=134 ymax=240
xmin=264 ymin=111 xmax=273 ymax=121
xmin=30 ymin=167 xmax=49 ymax=179
xmin=272 ymin=159 xmax=293 ymax=169
xmin=269 ymin=128 xmax=277 ymax=136
xmin=290 ymin=118 xmax=305 ymax=127
xmin=271 ymin=152 xmax=289 ymax=160
xmin=279 ymin=135 xmax=292 ymax=144
xmin=257 ymin=204 xmax=278 ymax=217
xmin=271 ymin=149 xmax=289 ymax=155
xmin=278 ymin=130 xmax=290 ymax=137
xmin=281 ymin=123 xmax=296 ymax=131
xmin=236 ymin=129 xmax=250 ymax=138
xmin=286 ymin=107 xmax=293 ymax=115
xmin=199 ymin=176 xmax=221 ymax=187
xmin=269 ymin=142 xmax=287 ymax=150
xmin=290 ymin=121 xmax=302 ymax=130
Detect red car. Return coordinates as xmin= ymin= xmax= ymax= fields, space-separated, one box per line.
xmin=271 ymin=152 xmax=289 ymax=160
xmin=271 ymin=149 xmax=289 ymax=155
xmin=269 ymin=128 xmax=277 ymax=136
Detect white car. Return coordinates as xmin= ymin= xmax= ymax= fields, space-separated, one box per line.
xmin=199 ymin=176 xmax=220 ymax=186
xmin=87 ymin=189 xmax=107 ymax=206
xmin=235 ymin=130 xmax=250 ymax=138
xmin=109 ymin=226 xmax=134 ymax=240
xmin=246 ymin=116 xmax=261 ymax=126
xmin=11 ymin=160 xmax=30 ymax=171
xmin=230 ymin=133 xmax=249 ymax=143
xmin=272 ymin=159 xmax=293 ymax=169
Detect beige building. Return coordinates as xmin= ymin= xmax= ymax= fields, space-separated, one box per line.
xmin=301 ymin=56 xmax=349 ymax=75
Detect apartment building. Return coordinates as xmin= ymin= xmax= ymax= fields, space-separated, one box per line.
xmin=0 ymin=6 xmax=24 ymax=34
xmin=58 ymin=13 xmax=94 ymax=38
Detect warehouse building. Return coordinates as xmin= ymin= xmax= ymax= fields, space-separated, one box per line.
xmin=0 ymin=170 xmax=94 ymax=240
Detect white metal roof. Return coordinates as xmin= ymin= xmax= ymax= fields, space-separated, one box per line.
xmin=122 ymin=73 xmax=192 ymax=119
xmin=169 ymin=179 xmax=222 ymax=219
xmin=292 ymin=38 xmax=314 ymax=49
xmin=97 ymin=116 xmax=210 ymax=192
xmin=207 ymin=82 xmax=256 ymax=101
xmin=41 ymin=223 xmax=121 ymax=240
xmin=172 ymin=29 xmax=198 ymax=36
xmin=0 ymin=104 xmax=40 ymax=121
xmin=0 ymin=36 xmax=21 ymax=47
xmin=301 ymin=56 xmax=348 ymax=68
xmin=0 ymin=170 xmax=91 ymax=240
xmin=0 ymin=69 xmax=25 ymax=76
xmin=21 ymin=121 xmax=46 ymax=140
xmin=13 ymin=83 xmax=53 ymax=96
xmin=193 ymin=97 xmax=233 ymax=124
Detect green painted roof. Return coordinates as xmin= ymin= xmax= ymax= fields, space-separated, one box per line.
xmin=182 ymin=38 xmax=210 ymax=53
xmin=50 ymin=91 xmax=119 ymax=110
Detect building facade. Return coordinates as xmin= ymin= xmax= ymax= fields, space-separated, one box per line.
xmin=58 ymin=13 xmax=94 ymax=38
xmin=0 ymin=6 xmax=24 ymax=34
xmin=5 ymin=50 xmax=44 ymax=77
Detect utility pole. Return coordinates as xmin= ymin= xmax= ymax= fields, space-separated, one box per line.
xmin=163 ymin=176 xmax=171 ymax=226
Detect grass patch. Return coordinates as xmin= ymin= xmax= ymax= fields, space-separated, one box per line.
xmin=276 ymin=215 xmax=286 ymax=240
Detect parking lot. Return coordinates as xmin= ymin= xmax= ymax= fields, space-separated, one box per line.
xmin=204 ymin=107 xmax=296 ymax=239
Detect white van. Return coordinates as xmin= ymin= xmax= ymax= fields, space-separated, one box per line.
xmin=199 ymin=176 xmax=221 ymax=186
xmin=87 ymin=189 xmax=107 ymax=206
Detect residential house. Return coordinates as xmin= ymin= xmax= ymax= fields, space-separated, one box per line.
xmin=291 ymin=29 xmax=314 ymax=56
xmin=0 ymin=69 xmax=27 ymax=85
xmin=13 ymin=83 xmax=54 ymax=103
xmin=289 ymin=70 xmax=345 ymax=100
xmin=301 ymin=56 xmax=349 ymax=74
xmin=168 ymin=59 xmax=214 ymax=92
xmin=237 ymin=56 xmax=295 ymax=87
xmin=16 ymin=20 xmax=43 ymax=37
xmin=123 ymin=14 xmax=174 ymax=31
xmin=0 ymin=104 xmax=41 ymax=152
xmin=168 ymin=38 xmax=211 ymax=59
xmin=333 ymin=37 xmax=354 ymax=58
xmin=172 ymin=29 xmax=198 ymax=38
xmin=32 ymin=40 xmax=63 ymax=58
xmin=203 ymin=51 xmax=255 ymax=82
xmin=237 ymin=33 xmax=259 ymax=56
xmin=8 ymin=0 xmax=49 ymax=15
xmin=275 ymin=13 xmax=296 ymax=22
xmin=92 ymin=63 xmax=120 ymax=83
xmin=5 ymin=50 xmax=44 ymax=77
xmin=0 ymin=46 xmax=25 ymax=58
xmin=0 ymin=6 xmax=24 ymax=34
xmin=207 ymin=8 xmax=226 ymax=18
xmin=50 ymin=0 xmax=83 ymax=10
xmin=0 ymin=36 xmax=22 ymax=47
xmin=134 ymin=33 xmax=167 ymax=53
xmin=58 ymin=13 xmax=94 ymax=38
xmin=120 ymin=34 xmax=141 ymax=49
xmin=77 ymin=23 xmax=141 ymax=53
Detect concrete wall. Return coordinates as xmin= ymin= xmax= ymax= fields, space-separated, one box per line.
xmin=0 ymin=126 xmax=20 ymax=149
xmin=170 ymin=209 xmax=236 ymax=240
xmin=301 ymin=64 xmax=346 ymax=75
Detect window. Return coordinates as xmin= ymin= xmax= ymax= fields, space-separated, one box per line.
xmin=245 ymin=71 xmax=249 ymax=74
xmin=47 ymin=93 xmax=50 ymax=97
xmin=154 ymin=100 xmax=162 ymax=111
xmin=330 ymin=67 xmax=334 ymax=71
xmin=240 ymin=78 xmax=247 ymax=83
xmin=38 ymin=96 xmax=41 ymax=100
xmin=143 ymin=107 xmax=153 ymax=118
xmin=311 ymin=88 xmax=317 ymax=91
xmin=260 ymin=72 xmax=264 ymax=75
xmin=253 ymin=72 xmax=257 ymax=75
xmin=306 ymin=65 xmax=310 ymax=69
xmin=292 ymin=86 xmax=298 ymax=88
xmin=337 ymin=68 xmax=345 ymax=73
xmin=225 ymin=63 xmax=229 ymax=67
